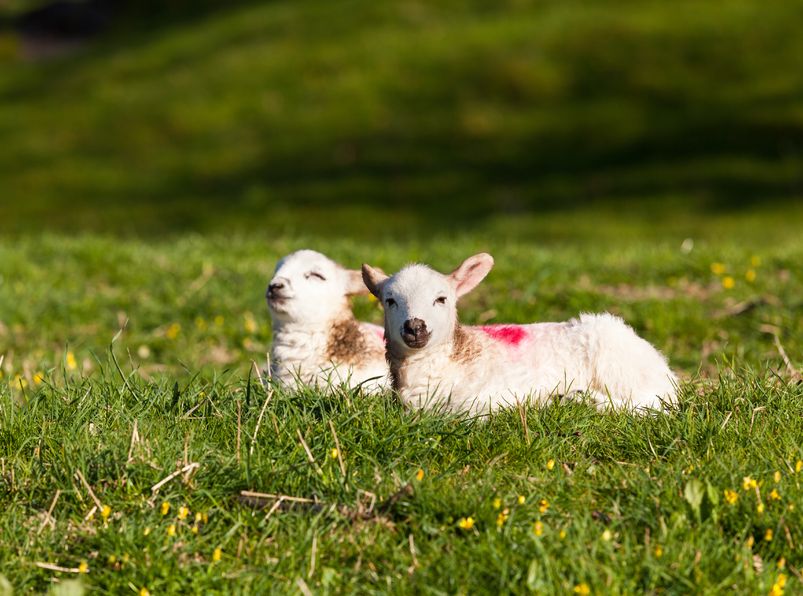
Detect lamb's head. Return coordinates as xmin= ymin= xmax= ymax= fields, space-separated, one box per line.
xmin=362 ymin=253 xmax=494 ymax=354
xmin=267 ymin=250 xmax=368 ymax=325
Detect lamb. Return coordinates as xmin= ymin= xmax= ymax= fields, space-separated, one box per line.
xmin=361 ymin=253 xmax=677 ymax=413
xmin=266 ymin=249 xmax=389 ymax=392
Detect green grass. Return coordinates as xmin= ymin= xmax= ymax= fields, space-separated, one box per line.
xmin=1 ymin=233 xmax=802 ymax=593
xmin=1 ymin=0 xmax=803 ymax=237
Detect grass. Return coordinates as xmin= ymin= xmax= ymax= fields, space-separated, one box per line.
xmin=1 ymin=233 xmax=801 ymax=593
xmin=1 ymin=0 xmax=803 ymax=237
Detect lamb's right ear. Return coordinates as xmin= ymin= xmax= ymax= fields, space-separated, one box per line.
xmin=361 ymin=264 xmax=389 ymax=298
xmin=448 ymin=253 xmax=494 ymax=298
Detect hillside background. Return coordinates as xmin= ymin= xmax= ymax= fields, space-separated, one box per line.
xmin=1 ymin=0 xmax=801 ymax=241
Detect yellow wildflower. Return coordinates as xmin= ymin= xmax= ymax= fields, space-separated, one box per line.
xmin=191 ymin=524 xmax=199 ymax=535
xmin=101 ymin=505 xmax=112 ymax=520
xmin=167 ymin=524 xmax=176 ymax=537
xmin=722 ymin=276 xmax=735 ymax=289
xmin=765 ymin=529 xmax=773 ymax=542
xmin=724 ymin=489 xmax=738 ymax=505
xmin=160 ymin=501 xmax=170 ymax=516
xmin=139 ymin=589 xmax=150 ymax=596
xmin=66 ymin=351 xmax=77 ymax=370
xmin=143 ymin=527 xmax=151 ymax=536
xmin=710 ymin=262 xmax=726 ymax=275
xmin=746 ymin=536 xmax=754 ymax=549
xmin=457 ymin=517 xmax=475 ymax=530
xmin=546 ymin=459 xmax=555 ymax=471
xmin=416 ymin=468 xmax=425 ymax=481
xmin=212 ymin=547 xmax=223 ymax=562
xmin=517 ymin=495 xmax=526 ymax=505
xmin=538 ymin=499 xmax=549 ymax=514
xmin=201 ymin=512 xmax=209 ymax=523
xmin=533 ymin=521 xmax=543 ymax=537
xmin=558 ymin=529 xmax=566 ymax=539
xmin=777 ymin=558 xmax=786 ymax=570
xmin=654 ymin=545 xmax=663 ymax=558
xmin=195 ymin=512 xmax=203 ymax=523
xmin=757 ymin=503 xmax=765 ymax=514
xmin=330 ymin=448 xmax=339 ymax=460
xmin=492 ymin=498 xmax=502 ymax=510
xmin=574 ymin=583 xmax=591 ymax=595
xmin=742 ymin=476 xmax=758 ymax=491
xmin=166 ymin=322 xmax=181 ymax=340
xmin=745 ymin=269 xmax=756 ymax=282
xmin=774 ymin=471 xmax=782 ymax=483
xmin=178 ymin=505 xmax=189 ymax=520
xmin=770 ymin=489 xmax=781 ymax=501
xmin=496 ymin=508 xmax=510 ymax=527
xmin=33 ymin=371 xmax=45 ymax=385
xmin=601 ymin=529 xmax=612 ymax=542
xmin=243 ymin=312 xmax=258 ymax=334
xmin=214 ymin=315 xmax=224 ymax=327
xmin=13 ymin=375 xmax=27 ymax=389
xmin=795 ymin=460 xmax=802 ymax=474
xmin=107 ymin=554 xmax=117 ymax=565
xmin=78 ymin=561 xmax=89 ymax=574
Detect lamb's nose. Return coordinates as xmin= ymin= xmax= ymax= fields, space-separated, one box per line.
xmin=403 ymin=318 xmax=427 ymax=337
xmin=267 ymin=281 xmax=285 ymax=296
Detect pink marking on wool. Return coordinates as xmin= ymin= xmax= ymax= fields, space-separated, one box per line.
xmin=479 ymin=325 xmax=528 ymax=346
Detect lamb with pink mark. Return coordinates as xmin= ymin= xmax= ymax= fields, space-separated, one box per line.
xmin=266 ymin=250 xmax=389 ymax=392
xmin=361 ymin=253 xmax=677 ymax=413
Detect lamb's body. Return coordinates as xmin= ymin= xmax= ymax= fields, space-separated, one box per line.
xmin=362 ymin=254 xmax=677 ymax=414
xmin=389 ymin=314 xmax=676 ymax=413
xmin=271 ymin=317 xmax=388 ymax=391
xmin=266 ymin=250 xmax=390 ymax=392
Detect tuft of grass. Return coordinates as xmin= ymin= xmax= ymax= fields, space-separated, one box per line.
xmin=1 ymin=232 xmax=801 ymax=592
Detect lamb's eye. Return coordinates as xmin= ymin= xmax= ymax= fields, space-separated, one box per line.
xmin=306 ymin=271 xmax=326 ymax=281
xmin=434 ymin=296 xmax=447 ymax=305
xmin=386 ymin=298 xmax=397 ymax=307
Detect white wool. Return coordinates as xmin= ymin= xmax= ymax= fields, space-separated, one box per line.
xmin=362 ymin=254 xmax=677 ymax=413
xmin=267 ymin=250 xmax=389 ymax=392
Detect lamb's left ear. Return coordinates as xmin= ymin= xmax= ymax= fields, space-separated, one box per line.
xmin=343 ymin=268 xmax=383 ymax=296
xmin=448 ymin=253 xmax=494 ymax=298
xmin=361 ymin=264 xmax=389 ymax=298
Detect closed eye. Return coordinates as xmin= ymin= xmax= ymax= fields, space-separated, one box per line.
xmin=306 ymin=271 xmax=326 ymax=281
xmin=386 ymin=298 xmax=397 ymax=307
xmin=434 ymin=296 xmax=447 ymax=305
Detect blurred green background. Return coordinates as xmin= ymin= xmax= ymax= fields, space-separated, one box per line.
xmin=0 ymin=0 xmax=802 ymax=240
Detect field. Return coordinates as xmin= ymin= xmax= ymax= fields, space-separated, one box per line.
xmin=1 ymin=234 xmax=801 ymax=594
xmin=2 ymin=0 xmax=803 ymax=592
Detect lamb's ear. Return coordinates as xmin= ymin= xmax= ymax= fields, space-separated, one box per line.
xmin=343 ymin=268 xmax=380 ymax=296
xmin=448 ymin=253 xmax=494 ymax=298
xmin=361 ymin=264 xmax=389 ymax=298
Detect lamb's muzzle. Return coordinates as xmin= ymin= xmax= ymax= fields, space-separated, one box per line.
xmin=402 ymin=318 xmax=430 ymax=348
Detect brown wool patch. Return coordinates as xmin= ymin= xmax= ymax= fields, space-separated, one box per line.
xmin=326 ymin=317 xmax=382 ymax=365
xmin=451 ymin=325 xmax=481 ymax=363
xmin=386 ymin=351 xmax=404 ymax=391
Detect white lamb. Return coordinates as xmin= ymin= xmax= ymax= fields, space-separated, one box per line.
xmin=361 ymin=253 xmax=677 ymax=413
xmin=266 ymin=250 xmax=389 ymax=392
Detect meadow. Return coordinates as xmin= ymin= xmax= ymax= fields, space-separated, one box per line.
xmin=1 ymin=233 xmax=801 ymax=594
xmin=2 ymin=0 xmax=803 ymax=592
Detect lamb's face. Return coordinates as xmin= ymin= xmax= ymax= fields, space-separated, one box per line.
xmin=380 ymin=265 xmax=457 ymax=353
xmin=267 ymin=250 xmax=366 ymax=325
xmin=362 ymin=253 xmax=495 ymax=355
